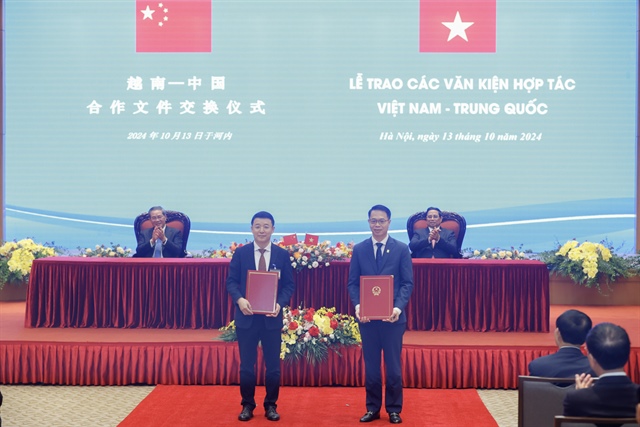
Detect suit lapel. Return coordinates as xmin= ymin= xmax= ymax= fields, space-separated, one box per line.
xmin=247 ymin=242 xmax=257 ymax=270
xmin=380 ymin=238 xmax=394 ymax=272
xmin=364 ymin=238 xmax=377 ymax=272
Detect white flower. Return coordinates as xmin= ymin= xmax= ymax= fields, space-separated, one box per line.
xmin=312 ymin=261 xmax=319 ymax=268
xmin=291 ymin=262 xmax=297 ymax=268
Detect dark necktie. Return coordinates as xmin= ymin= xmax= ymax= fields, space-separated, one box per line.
xmin=375 ymin=242 xmax=383 ymax=273
xmin=258 ymin=248 xmax=267 ymax=271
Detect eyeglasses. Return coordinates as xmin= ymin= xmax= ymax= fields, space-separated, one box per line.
xmin=426 ymin=215 xmax=440 ymax=219
xmin=368 ymin=219 xmax=389 ymax=225
xmin=150 ymin=215 xmax=165 ymax=220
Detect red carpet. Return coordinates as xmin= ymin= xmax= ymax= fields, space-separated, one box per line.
xmin=118 ymin=385 xmax=498 ymax=427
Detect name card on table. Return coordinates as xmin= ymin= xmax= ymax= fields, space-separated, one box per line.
xmin=246 ymin=270 xmax=279 ymax=314
xmin=360 ymin=275 xmax=393 ymax=320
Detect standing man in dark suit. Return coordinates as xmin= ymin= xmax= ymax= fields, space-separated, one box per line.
xmin=133 ymin=206 xmax=185 ymax=258
xmin=226 ymin=211 xmax=295 ymax=422
xmin=347 ymin=204 xmax=414 ymax=424
xmin=408 ymin=207 xmax=457 ymax=258
xmin=564 ymin=322 xmax=640 ymax=418
xmin=529 ymin=309 xmax=595 ymax=378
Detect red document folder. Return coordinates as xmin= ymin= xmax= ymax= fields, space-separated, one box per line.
xmin=246 ymin=270 xmax=279 ymax=314
xmin=359 ymin=275 xmax=393 ymax=320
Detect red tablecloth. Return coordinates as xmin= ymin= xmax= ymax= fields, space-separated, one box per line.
xmin=24 ymin=257 xmax=549 ymax=332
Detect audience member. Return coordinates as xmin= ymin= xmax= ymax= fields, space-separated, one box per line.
xmin=133 ymin=206 xmax=185 ymax=258
xmin=347 ymin=204 xmax=414 ymax=424
xmin=563 ymin=322 xmax=640 ymax=418
xmin=408 ymin=207 xmax=458 ymax=258
xmin=226 ymin=211 xmax=296 ymax=422
xmin=528 ymin=309 xmax=595 ymax=378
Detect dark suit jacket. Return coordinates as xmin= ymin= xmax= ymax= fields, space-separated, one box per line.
xmin=528 ymin=347 xmax=595 ymax=378
xmin=134 ymin=226 xmax=185 ymax=258
xmin=563 ymin=375 xmax=640 ymax=418
xmin=347 ymin=237 xmax=414 ymax=324
xmin=226 ymin=242 xmax=295 ymax=330
xmin=409 ymin=227 xmax=458 ymax=258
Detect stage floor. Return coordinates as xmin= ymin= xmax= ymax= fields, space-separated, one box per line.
xmin=2 ymin=302 xmax=638 ymax=346
xmin=1 ymin=302 xmax=638 ymax=388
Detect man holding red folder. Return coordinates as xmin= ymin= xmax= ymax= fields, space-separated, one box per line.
xmin=226 ymin=211 xmax=296 ymax=422
xmin=347 ymin=205 xmax=414 ymax=424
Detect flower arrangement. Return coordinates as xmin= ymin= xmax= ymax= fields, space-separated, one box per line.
xmin=538 ymin=240 xmax=633 ymax=291
xmin=279 ymin=241 xmax=353 ymax=271
xmin=0 ymin=239 xmax=57 ymax=290
xmin=465 ymin=246 xmax=531 ymax=260
xmin=219 ymin=306 xmax=361 ymax=365
xmin=199 ymin=240 xmax=353 ymax=271
xmin=80 ymin=243 xmax=132 ymax=258
xmin=200 ymin=242 xmax=246 ymax=259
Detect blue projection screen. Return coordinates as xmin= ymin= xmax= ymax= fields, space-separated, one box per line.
xmin=3 ymin=0 xmax=638 ymax=253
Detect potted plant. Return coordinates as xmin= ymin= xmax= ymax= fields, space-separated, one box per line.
xmin=0 ymin=239 xmax=57 ymax=300
xmin=539 ymin=240 xmax=639 ymax=305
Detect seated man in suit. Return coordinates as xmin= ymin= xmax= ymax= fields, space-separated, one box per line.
xmin=563 ymin=322 xmax=640 ymax=418
xmin=529 ymin=309 xmax=595 ymax=378
xmin=134 ymin=206 xmax=185 ymax=258
xmin=409 ymin=206 xmax=458 ymax=258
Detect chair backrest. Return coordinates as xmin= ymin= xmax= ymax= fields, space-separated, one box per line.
xmin=405 ymin=210 xmax=466 ymax=258
xmin=518 ymin=375 xmax=577 ymax=427
xmin=554 ymin=415 xmax=639 ymax=427
xmin=133 ymin=210 xmax=191 ymax=256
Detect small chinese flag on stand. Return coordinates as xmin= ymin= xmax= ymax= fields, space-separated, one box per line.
xmin=136 ymin=0 xmax=212 ymax=53
xmin=419 ymin=0 xmax=496 ymax=53
xmin=304 ymin=234 xmax=319 ymax=245
xmin=282 ymin=234 xmax=298 ymax=246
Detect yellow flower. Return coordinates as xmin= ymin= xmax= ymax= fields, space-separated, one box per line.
xmin=557 ymin=240 xmax=578 ymax=256
xmin=7 ymin=248 xmax=35 ymax=276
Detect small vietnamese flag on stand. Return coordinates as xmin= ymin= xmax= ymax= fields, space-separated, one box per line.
xmin=304 ymin=234 xmax=319 ymax=246
xmin=136 ymin=0 xmax=212 ymax=53
xmin=282 ymin=234 xmax=298 ymax=246
xmin=419 ymin=0 xmax=496 ymax=53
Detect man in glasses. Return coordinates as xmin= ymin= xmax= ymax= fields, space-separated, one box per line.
xmin=347 ymin=204 xmax=414 ymax=424
xmin=408 ymin=206 xmax=457 ymax=258
xmin=133 ymin=206 xmax=185 ymax=258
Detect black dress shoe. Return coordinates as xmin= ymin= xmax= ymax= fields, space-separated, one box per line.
xmin=265 ymin=406 xmax=280 ymax=421
xmin=389 ymin=412 xmax=402 ymax=424
xmin=360 ymin=411 xmax=381 ymax=422
xmin=238 ymin=406 xmax=254 ymax=421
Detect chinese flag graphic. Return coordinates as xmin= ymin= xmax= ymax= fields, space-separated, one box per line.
xmin=420 ymin=0 xmax=496 ymax=53
xmin=282 ymin=234 xmax=298 ymax=246
xmin=136 ymin=0 xmax=211 ymax=53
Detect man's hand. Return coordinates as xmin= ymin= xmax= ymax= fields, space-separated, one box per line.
xmin=429 ymin=228 xmax=440 ymax=243
xmin=151 ymin=227 xmax=166 ymax=245
xmin=355 ymin=304 xmax=369 ymax=323
xmin=574 ymin=373 xmax=594 ymax=389
xmin=237 ymin=297 xmax=253 ymax=316
xmin=384 ymin=307 xmax=402 ymax=323
xmin=266 ymin=303 xmax=281 ymax=317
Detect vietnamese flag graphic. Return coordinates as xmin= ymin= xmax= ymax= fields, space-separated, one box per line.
xmin=136 ymin=0 xmax=211 ymax=53
xmin=304 ymin=234 xmax=319 ymax=246
xmin=420 ymin=0 xmax=496 ymax=53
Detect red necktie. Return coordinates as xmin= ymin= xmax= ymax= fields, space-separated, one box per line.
xmin=258 ymin=248 xmax=267 ymax=271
